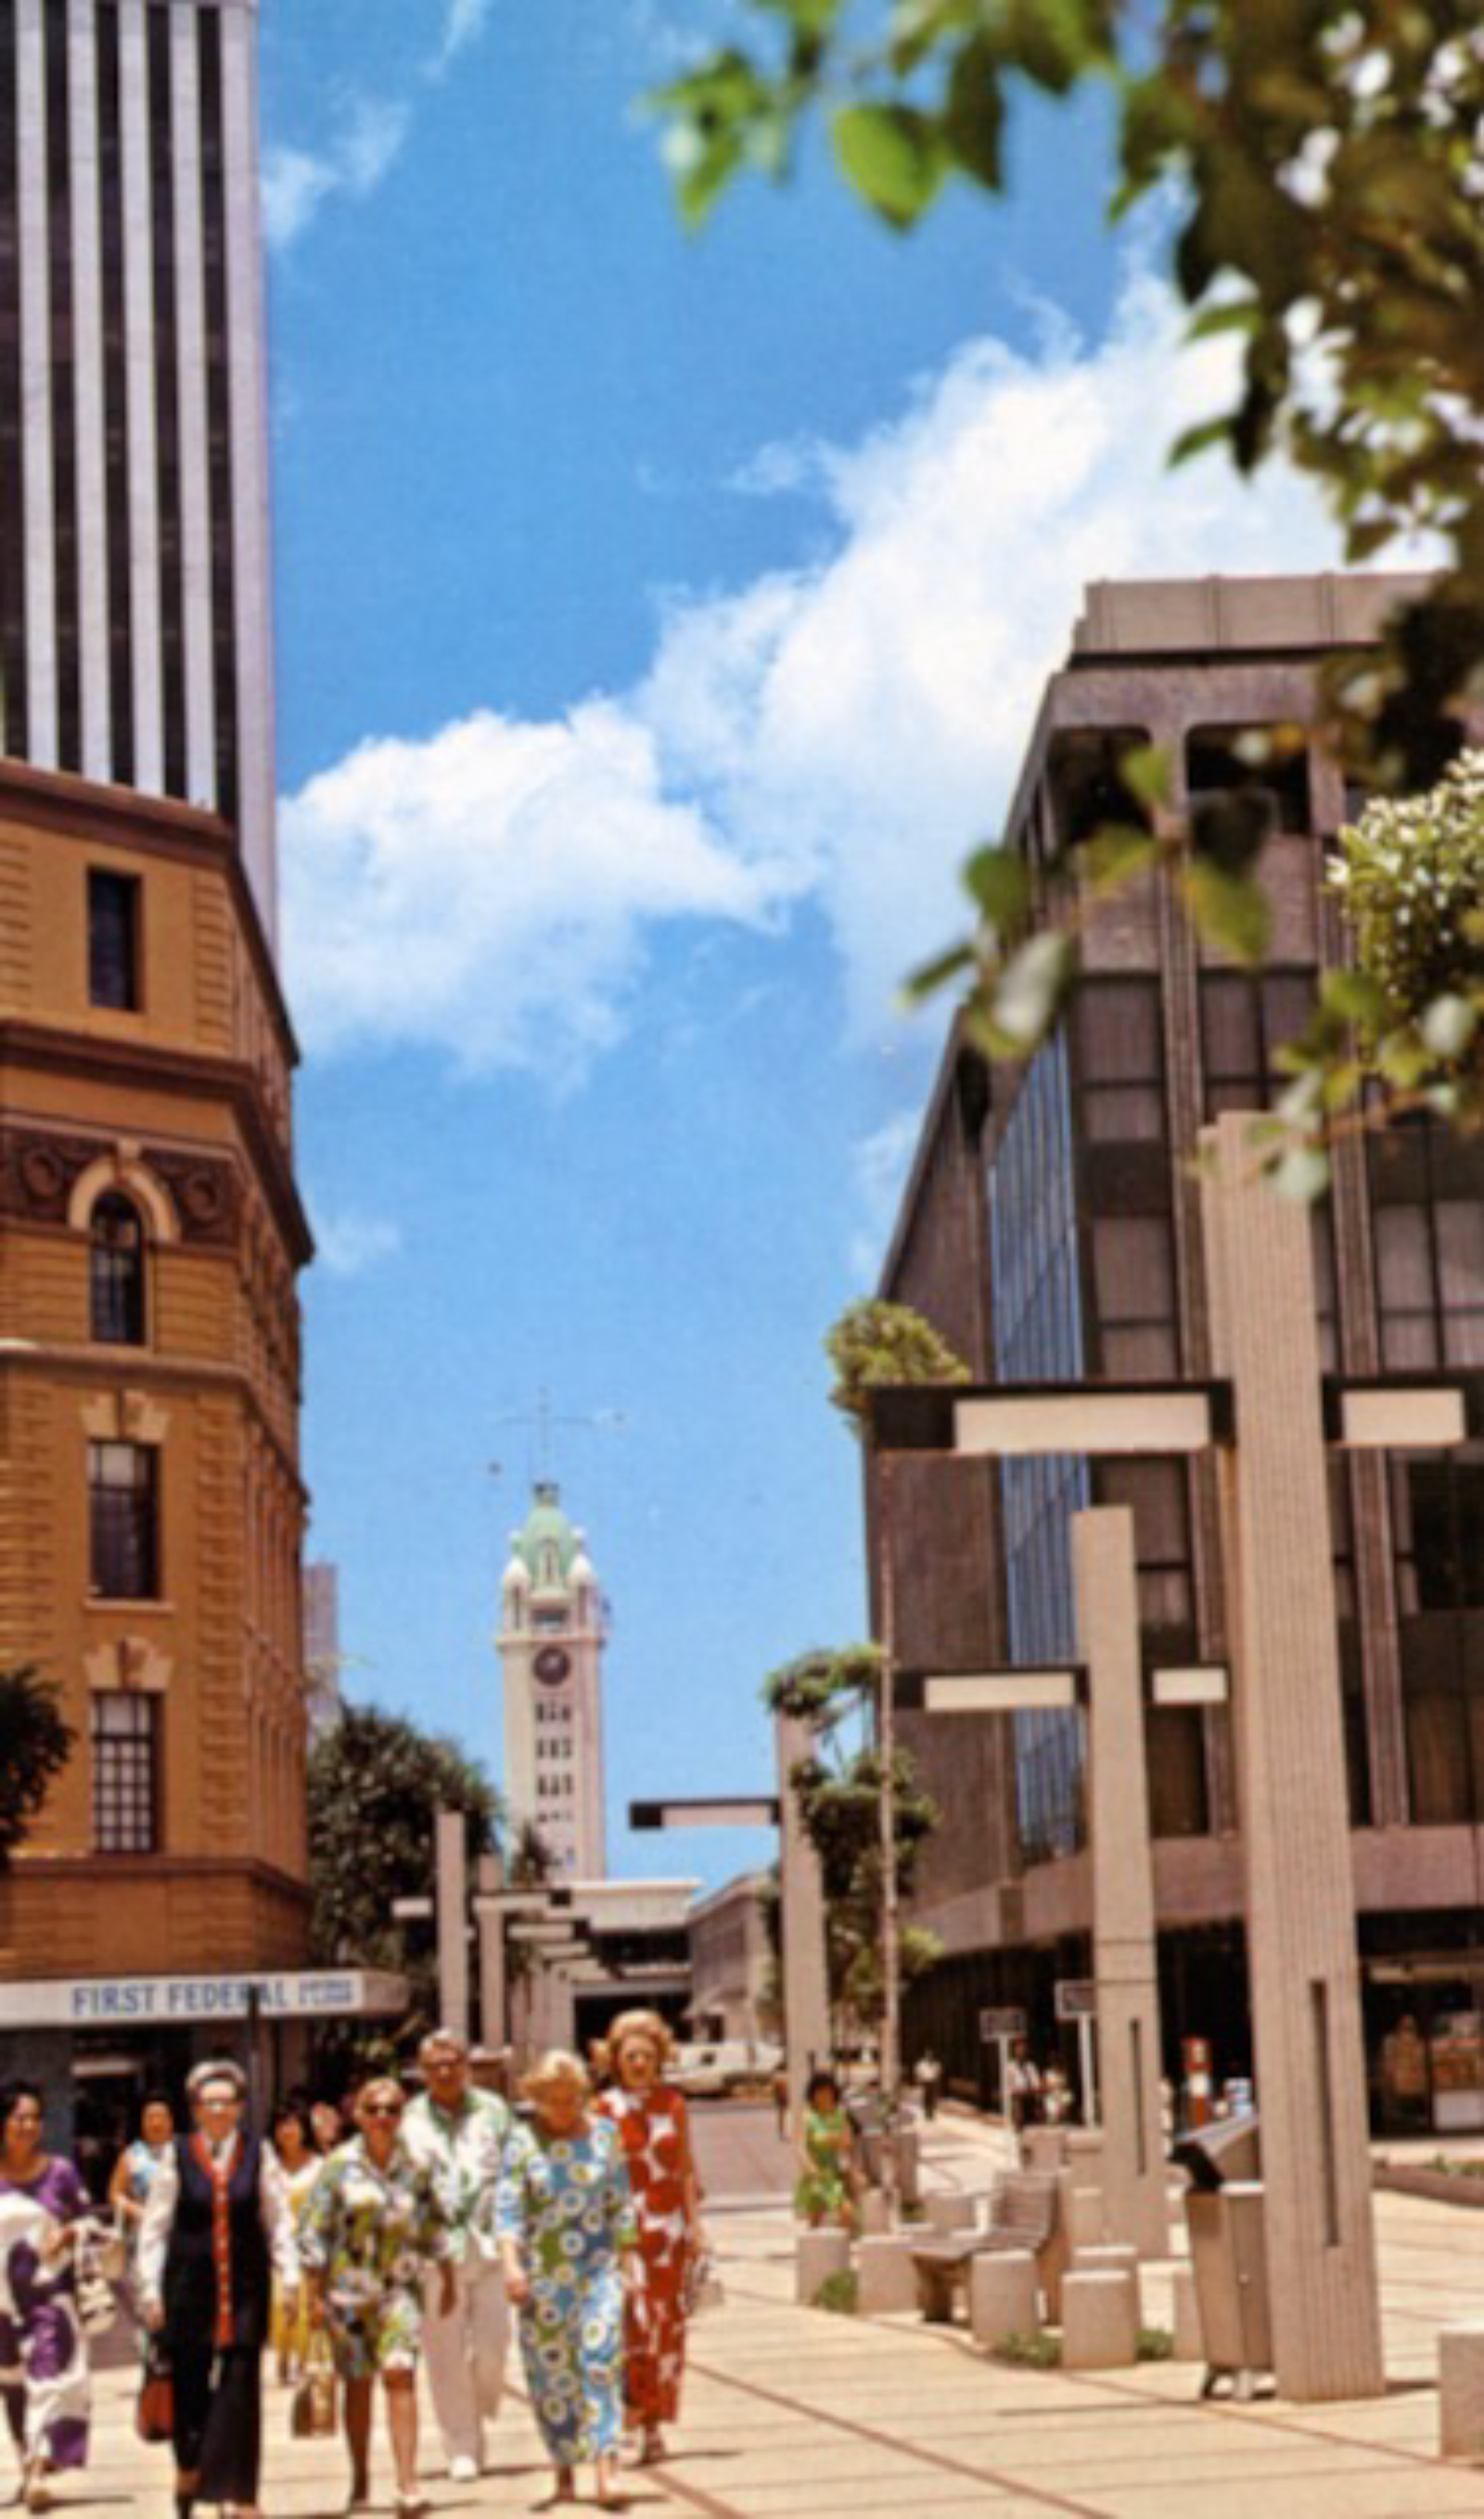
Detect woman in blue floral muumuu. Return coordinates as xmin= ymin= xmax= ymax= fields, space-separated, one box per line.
xmin=495 ymin=2052 xmax=636 ymax=2511
xmin=299 ymin=2078 xmax=454 ymax=2518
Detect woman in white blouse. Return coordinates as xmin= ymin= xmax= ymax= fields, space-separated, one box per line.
xmin=136 ymin=2062 xmax=299 ymax=2519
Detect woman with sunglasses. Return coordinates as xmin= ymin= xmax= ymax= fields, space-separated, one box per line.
xmin=299 ymin=2079 xmax=454 ymax=2517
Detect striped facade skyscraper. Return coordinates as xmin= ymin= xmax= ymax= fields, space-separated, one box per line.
xmin=0 ymin=0 xmax=276 ymax=938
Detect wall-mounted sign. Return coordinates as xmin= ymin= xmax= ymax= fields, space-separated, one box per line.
xmin=0 ymin=1971 xmax=407 ymax=2029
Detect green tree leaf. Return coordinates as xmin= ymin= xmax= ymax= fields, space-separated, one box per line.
xmin=832 ymin=102 xmax=948 ymax=226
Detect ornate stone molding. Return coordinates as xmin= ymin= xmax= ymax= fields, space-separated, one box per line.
xmin=0 ymin=1125 xmax=237 ymax=1247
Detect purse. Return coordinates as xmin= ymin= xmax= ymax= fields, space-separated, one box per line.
xmin=683 ymin=2239 xmax=723 ymax=2319
xmin=136 ymin=2339 xmax=173 ymax=2446
xmin=289 ymin=2331 xmax=339 ymax=2439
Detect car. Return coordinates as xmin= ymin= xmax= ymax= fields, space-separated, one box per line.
xmin=667 ymin=2038 xmax=784 ymax=2098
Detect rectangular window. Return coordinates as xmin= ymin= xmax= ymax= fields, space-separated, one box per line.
xmin=92 ymin=1692 xmax=159 ymax=1852
xmin=88 ymin=1441 xmax=160 ymax=1598
xmin=88 ymin=869 xmax=141 ymax=1009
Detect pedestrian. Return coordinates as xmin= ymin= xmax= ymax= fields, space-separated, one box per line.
xmin=914 ymin=2051 xmax=943 ymax=2122
xmin=0 ymin=2080 xmax=95 ymax=2513
xmin=400 ymin=2027 xmax=511 ymax=2482
xmin=771 ymin=2065 xmax=788 ymax=2142
xmin=496 ymin=2051 xmax=636 ymax=2511
xmin=310 ymin=2099 xmax=347 ymax=2160
xmin=1005 ymin=2040 xmax=1043 ymax=2135
xmin=135 ymin=2058 xmax=300 ymax=2519
xmin=594 ymin=2010 xmax=701 ymax=2468
xmin=108 ymin=2092 xmax=176 ymax=2273
xmin=267 ymin=2103 xmax=322 ymax=2385
xmin=793 ymin=2069 xmax=859 ymax=2231
xmin=299 ymin=2078 xmax=454 ymax=2518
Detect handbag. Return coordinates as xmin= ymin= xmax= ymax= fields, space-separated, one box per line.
xmin=73 ymin=2220 xmax=120 ymax=2338
xmin=136 ymin=2339 xmax=173 ymax=2446
xmin=683 ymin=2238 xmax=723 ymax=2320
xmin=289 ymin=2330 xmax=339 ymax=2439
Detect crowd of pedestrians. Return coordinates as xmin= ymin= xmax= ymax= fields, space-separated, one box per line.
xmin=0 ymin=2013 xmax=708 ymax=2517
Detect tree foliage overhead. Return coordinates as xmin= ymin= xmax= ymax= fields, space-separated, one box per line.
xmin=655 ymin=3 xmax=1484 ymax=1170
xmin=308 ymin=1705 xmax=502 ymax=2026
xmin=0 ymin=1667 xmax=74 ymax=1869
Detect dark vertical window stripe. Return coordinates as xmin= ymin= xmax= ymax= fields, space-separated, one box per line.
xmin=45 ymin=0 xmax=79 ymax=768
xmin=198 ymin=4 xmax=235 ymax=826
xmin=96 ymin=0 xmax=133 ymax=784
xmin=147 ymin=4 xmax=183 ymax=796
xmin=0 ymin=3 xmax=28 ymax=756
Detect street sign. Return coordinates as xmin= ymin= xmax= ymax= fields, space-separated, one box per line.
xmin=1055 ymin=1978 xmax=1096 ymax=2022
xmin=979 ymin=2007 xmax=1027 ymax=2042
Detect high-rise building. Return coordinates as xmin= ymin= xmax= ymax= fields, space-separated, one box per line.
xmin=0 ymin=0 xmax=276 ymax=938
xmin=881 ymin=572 xmax=1484 ymax=2138
xmin=499 ymin=1484 xmax=608 ymax=1881
xmin=0 ymin=2 xmax=398 ymax=2115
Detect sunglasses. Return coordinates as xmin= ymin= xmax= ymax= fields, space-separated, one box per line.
xmin=363 ymin=2104 xmax=403 ymax=2119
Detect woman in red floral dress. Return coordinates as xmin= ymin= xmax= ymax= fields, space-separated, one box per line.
xmin=594 ymin=2012 xmax=700 ymax=2466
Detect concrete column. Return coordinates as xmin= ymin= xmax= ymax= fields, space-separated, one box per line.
xmin=776 ymin=1710 xmax=831 ymax=2129
xmin=435 ymin=1808 xmax=469 ymax=2044
xmin=474 ymin=1853 xmax=506 ymax=2054
xmin=1074 ymin=1507 xmax=1171 ymax=2261
xmin=1201 ymin=1111 xmax=1384 ymax=2401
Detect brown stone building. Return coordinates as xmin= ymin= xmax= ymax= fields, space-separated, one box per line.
xmin=0 ymin=760 xmax=323 ymax=2100
xmin=883 ymin=573 xmax=1484 ymax=2136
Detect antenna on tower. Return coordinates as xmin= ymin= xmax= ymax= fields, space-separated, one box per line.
xmin=488 ymin=1390 xmax=627 ymax=1490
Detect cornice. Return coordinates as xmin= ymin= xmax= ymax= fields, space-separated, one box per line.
xmin=0 ymin=1020 xmax=313 ymax=1267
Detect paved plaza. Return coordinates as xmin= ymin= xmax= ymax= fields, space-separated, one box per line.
xmin=44 ymin=2112 xmax=1484 ymax=2519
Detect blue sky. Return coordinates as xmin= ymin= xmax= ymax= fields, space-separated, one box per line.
xmin=262 ymin=0 xmax=1345 ymax=1894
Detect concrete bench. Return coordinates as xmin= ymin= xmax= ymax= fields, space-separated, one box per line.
xmin=912 ymin=2170 xmax=1061 ymax=2323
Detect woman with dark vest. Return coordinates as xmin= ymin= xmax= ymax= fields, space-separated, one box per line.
xmin=136 ymin=2062 xmax=299 ymax=2519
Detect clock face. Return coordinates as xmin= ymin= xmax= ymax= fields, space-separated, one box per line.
xmin=533 ymin=1645 xmax=571 ymax=1687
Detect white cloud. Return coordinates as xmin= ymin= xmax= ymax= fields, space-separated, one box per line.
xmin=428 ymin=0 xmax=495 ymax=79
xmin=283 ymin=703 xmax=791 ymax=1081
xmin=311 ymin=1209 xmax=404 ymax=1278
xmin=262 ymin=96 xmax=412 ymax=250
xmin=283 ymin=267 xmax=1358 ymax=1078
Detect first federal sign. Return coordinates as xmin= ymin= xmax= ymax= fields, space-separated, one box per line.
xmin=0 ymin=1970 xmax=408 ymax=2028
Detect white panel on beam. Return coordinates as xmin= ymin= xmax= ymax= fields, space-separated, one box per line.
xmin=1339 ymin=1387 xmax=1466 ymax=1449
xmin=924 ymin=1670 xmax=1079 ymax=1713
xmin=653 ymin=1800 xmax=777 ymax=1828
xmin=1152 ymin=1666 xmax=1231 ymax=1707
xmin=954 ymin=1390 xmax=1214 ymax=1456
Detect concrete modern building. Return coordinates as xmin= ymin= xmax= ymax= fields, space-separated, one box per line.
xmin=883 ymin=572 xmax=1484 ymax=2137
xmin=499 ymin=1482 xmax=608 ymax=1881
xmin=687 ymin=1870 xmax=776 ymax=2044
xmin=301 ymin=1558 xmax=341 ymax=1742
xmin=0 ymin=0 xmax=276 ymax=937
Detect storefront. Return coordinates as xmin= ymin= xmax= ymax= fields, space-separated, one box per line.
xmin=0 ymin=1968 xmax=408 ymax=2187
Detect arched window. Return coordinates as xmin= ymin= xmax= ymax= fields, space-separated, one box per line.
xmin=90 ymin=1192 xmax=147 ymax=1344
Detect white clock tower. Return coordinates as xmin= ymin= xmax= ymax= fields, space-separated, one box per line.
xmin=499 ymin=1483 xmax=607 ymax=1880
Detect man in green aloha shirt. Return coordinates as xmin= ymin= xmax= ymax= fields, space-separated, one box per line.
xmin=400 ymin=2029 xmax=512 ymax=2480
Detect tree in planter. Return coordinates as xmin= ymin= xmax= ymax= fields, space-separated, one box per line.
xmin=763 ymin=1643 xmax=941 ymax=2049
xmin=0 ymin=1667 xmax=73 ymax=1868
xmin=308 ymin=1705 xmax=502 ymax=2043
xmin=823 ymin=1301 xmax=968 ymax=2105
xmin=650 ymin=3 xmax=1484 ymax=1169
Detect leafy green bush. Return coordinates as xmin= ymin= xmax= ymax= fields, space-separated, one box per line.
xmin=991 ymin=2329 xmax=1062 ymax=2369
xmin=813 ymin=2270 xmax=859 ymax=2317
xmin=1327 ymin=750 xmax=1484 ymax=1112
xmin=1136 ymin=2326 xmax=1175 ymax=2361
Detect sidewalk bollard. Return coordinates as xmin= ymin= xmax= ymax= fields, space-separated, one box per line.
xmin=796 ymin=2229 xmax=851 ymax=2307
xmin=1066 ymin=2129 xmax=1107 ymax=2187
xmin=1022 ymin=2128 xmax=1068 ymax=2173
xmin=1062 ymin=2178 xmax=1107 ymax=2250
xmin=925 ymin=2192 xmax=979 ymax=2233
xmin=1061 ymin=2270 xmax=1139 ymax=2371
xmin=856 ymin=2235 xmax=920 ymax=2316
xmin=1171 ymin=2262 xmax=1203 ymax=2361
xmin=859 ymin=2188 xmax=890 ymax=2236
xmin=1439 ymin=2327 xmax=1484 ymax=2459
xmin=894 ymin=2128 xmax=922 ymax=2208
xmin=969 ymin=2249 xmax=1038 ymax=2349
xmin=1072 ymin=2243 xmax=1143 ymax=2327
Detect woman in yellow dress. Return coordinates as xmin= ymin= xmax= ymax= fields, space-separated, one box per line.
xmin=269 ymin=2105 xmax=322 ymax=2385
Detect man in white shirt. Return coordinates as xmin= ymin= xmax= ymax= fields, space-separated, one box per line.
xmin=400 ymin=2028 xmax=511 ymax=2481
